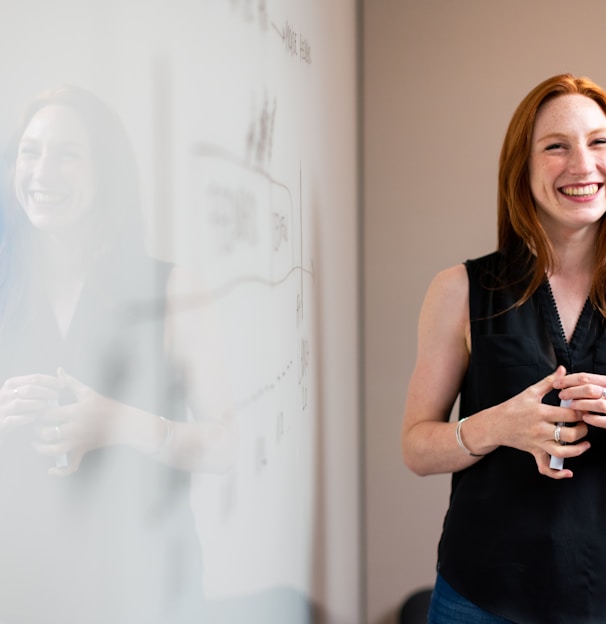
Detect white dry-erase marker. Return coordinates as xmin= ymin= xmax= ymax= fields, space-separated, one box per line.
xmin=55 ymin=450 xmax=69 ymax=469
xmin=550 ymin=398 xmax=572 ymax=470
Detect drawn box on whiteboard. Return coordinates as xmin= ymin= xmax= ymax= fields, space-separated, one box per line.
xmin=187 ymin=147 xmax=295 ymax=293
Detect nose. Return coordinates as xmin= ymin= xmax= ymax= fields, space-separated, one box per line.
xmin=31 ymin=149 xmax=62 ymax=182
xmin=568 ymin=145 xmax=596 ymax=176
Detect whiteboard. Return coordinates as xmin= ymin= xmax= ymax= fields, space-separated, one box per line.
xmin=0 ymin=1 xmax=360 ymax=621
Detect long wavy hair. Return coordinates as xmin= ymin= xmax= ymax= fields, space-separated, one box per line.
xmin=498 ymin=73 xmax=606 ymax=315
xmin=0 ymin=86 xmax=146 ymax=326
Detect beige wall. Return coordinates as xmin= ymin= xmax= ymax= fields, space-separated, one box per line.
xmin=362 ymin=1 xmax=606 ymax=622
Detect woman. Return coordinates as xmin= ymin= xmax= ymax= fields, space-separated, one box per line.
xmin=0 ymin=86 xmax=234 ymax=623
xmin=402 ymin=73 xmax=606 ymax=623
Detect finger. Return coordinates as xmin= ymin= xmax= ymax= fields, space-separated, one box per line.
xmin=583 ymin=383 xmax=606 ymax=405
xmin=10 ymin=398 xmax=57 ymax=417
xmin=32 ymin=438 xmax=71 ymax=458
xmin=557 ymin=381 xmax=605 ymax=402
xmin=552 ymin=421 xmax=589 ymax=443
xmin=35 ymin=423 xmax=65 ymax=444
xmin=556 ymin=372 xmax=606 ymax=392
xmin=57 ymin=368 xmax=90 ymax=400
xmin=32 ymin=422 xmax=74 ymax=453
xmin=534 ymin=366 xmax=567 ymax=400
xmin=583 ymin=413 xmax=606 ymax=428
xmin=0 ymin=414 xmax=37 ymax=433
xmin=48 ymin=451 xmax=82 ymax=477
xmin=13 ymin=385 xmax=60 ymax=402
xmin=536 ymin=453 xmax=574 ymax=479
xmin=6 ymin=374 xmax=62 ymax=394
xmin=543 ymin=405 xmax=583 ymax=425
xmin=37 ymin=401 xmax=81 ymax=426
xmin=548 ymin=437 xmax=591 ymax=460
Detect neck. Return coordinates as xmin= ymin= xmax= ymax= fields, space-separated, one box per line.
xmin=547 ymin=228 xmax=597 ymax=279
xmin=34 ymin=230 xmax=93 ymax=279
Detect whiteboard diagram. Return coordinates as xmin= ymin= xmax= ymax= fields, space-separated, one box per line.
xmin=156 ymin=3 xmax=319 ymax=605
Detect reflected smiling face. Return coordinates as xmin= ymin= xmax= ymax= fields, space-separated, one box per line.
xmin=15 ymin=105 xmax=95 ymax=234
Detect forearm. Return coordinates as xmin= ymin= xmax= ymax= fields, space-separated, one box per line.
xmin=154 ymin=418 xmax=237 ymax=473
xmin=402 ymin=409 xmax=499 ymax=476
xmin=109 ymin=404 xmax=237 ymax=473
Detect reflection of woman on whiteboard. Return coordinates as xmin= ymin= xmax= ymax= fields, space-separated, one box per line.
xmin=0 ymin=85 xmax=235 ymax=623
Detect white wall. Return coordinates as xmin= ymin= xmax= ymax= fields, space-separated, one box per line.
xmin=362 ymin=1 xmax=606 ymax=622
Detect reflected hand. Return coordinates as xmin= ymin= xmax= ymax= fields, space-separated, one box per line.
xmin=33 ymin=368 xmax=121 ymax=476
xmin=0 ymin=374 xmax=62 ymax=435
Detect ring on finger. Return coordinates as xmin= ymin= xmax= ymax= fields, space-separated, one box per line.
xmin=554 ymin=424 xmax=562 ymax=444
xmin=601 ymin=387 xmax=606 ymax=400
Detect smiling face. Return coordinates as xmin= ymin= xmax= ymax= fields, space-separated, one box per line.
xmin=14 ymin=105 xmax=95 ymax=235
xmin=529 ymin=94 xmax=606 ymax=235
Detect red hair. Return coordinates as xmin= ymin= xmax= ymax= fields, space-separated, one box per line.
xmin=498 ymin=73 xmax=606 ymax=314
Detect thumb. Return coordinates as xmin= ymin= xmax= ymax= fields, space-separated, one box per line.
xmin=49 ymin=451 xmax=83 ymax=477
xmin=534 ymin=365 xmax=566 ymax=399
xmin=57 ymin=368 xmax=90 ymax=400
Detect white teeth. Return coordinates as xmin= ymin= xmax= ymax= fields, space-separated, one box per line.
xmin=31 ymin=191 xmax=65 ymax=203
xmin=561 ymin=184 xmax=599 ymax=197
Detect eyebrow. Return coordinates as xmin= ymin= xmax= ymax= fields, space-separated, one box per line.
xmin=18 ymin=138 xmax=88 ymax=150
xmin=535 ymin=129 xmax=606 ymax=143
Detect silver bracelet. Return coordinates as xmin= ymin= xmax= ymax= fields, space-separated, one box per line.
xmin=455 ymin=417 xmax=485 ymax=457
xmin=153 ymin=416 xmax=175 ymax=455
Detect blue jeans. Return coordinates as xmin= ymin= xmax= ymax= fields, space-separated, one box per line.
xmin=428 ymin=574 xmax=513 ymax=624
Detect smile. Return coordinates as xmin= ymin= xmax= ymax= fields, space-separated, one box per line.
xmin=30 ymin=191 xmax=68 ymax=203
xmin=559 ymin=183 xmax=601 ymax=197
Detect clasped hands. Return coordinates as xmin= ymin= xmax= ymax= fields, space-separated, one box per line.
xmin=0 ymin=368 xmax=118 ymax=476
xmin=504 ymin=365 xmax=606 ymax=479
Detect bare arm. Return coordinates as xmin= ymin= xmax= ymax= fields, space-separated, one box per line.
xmin=401 ymin=264 xmax=590 ymax=479
xmin=36 ymin=266 xmax=237 ymax=476
xmin=401 ymin=264 xmax=484 ymax=475
xmin=157 ymin=265 xmax=237 ymax=473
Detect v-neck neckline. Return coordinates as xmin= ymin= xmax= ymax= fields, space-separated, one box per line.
xmin=541 ymin=278 xmax=593 ymax=370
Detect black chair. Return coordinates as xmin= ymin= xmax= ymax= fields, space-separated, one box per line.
xmin=399 ymin=587 xmax=433 ymax=624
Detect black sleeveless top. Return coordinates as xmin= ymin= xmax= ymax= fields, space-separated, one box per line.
xmin=437 ymin=249 xmax=606 ymax=624
xmin=0 ymin=254 xmax=204 ymax=624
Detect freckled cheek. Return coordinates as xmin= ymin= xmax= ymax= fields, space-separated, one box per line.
xmin=531 ymin=163 xmax=560 ymax=197
xmin=528 ymin=168 xmax=546 ymax=201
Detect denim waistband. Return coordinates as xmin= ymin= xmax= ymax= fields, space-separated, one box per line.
xmin=428 ymin=573 xmax=513 ymax=624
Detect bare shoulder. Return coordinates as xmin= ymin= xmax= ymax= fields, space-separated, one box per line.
xmin=430 ymin=263 xmax=468 ymax=290
xmin=419 ymin=263 xmax=470 ymax=351
xmin=404 ymin=263 xmax=471 ymax=432
xmin=423 ymin=263 xmax=468 ymax=312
